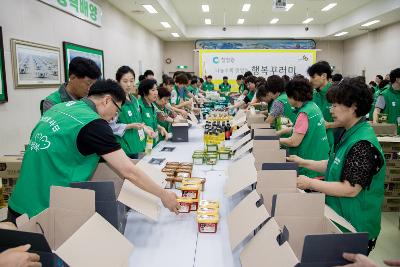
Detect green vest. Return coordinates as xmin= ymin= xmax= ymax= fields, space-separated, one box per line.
xmin=273 ymin=93 xmax=296 ymax=138
xmin=313 ymin=83 xmax=334 ymax=150
xmin=202 ymin=82 xmax=214 ymax=91
xmin=289 ymin=101 xmax=330 ymax=178
xmin=40 ymin=83 xmax=73 ymax=115
xmin=369 ymin=89 xmax=381 ymax=120
xmin=325 ymin=119 xmax=385 ymax=239
xmin=381 ymin=85 xmax=400 ymax=134
xmin=115 ymin=95 xmax=146 ymax=155
xmin=172 ymin=85 xmax=189 ymax=105
xmin=247 ymin=90 xmax=255 ymax=102
xmin=138 ymin=97 xmax=159 ymax=146
xmin=154 ymin=103 xmax=171 ymax=141
xmin=219 ymin=83 xmax=231 ymax=93
xmin=9 ymin=99 xmax=101 ymax=217
xmin=239 ymin=83 xmax=246 ymax=94
xmin=187 ymin=85 xmax=199 ymax=96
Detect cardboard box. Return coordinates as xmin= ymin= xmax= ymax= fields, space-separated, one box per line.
xmin=70 ymin=181 xmax=128 ymax=234
xmin=224 ymin=154 xmax=257 ymax=197
xmin=171 ymin=122 xmax=189 ymax=142
xmin=379 ymin=136 xmax=400 ymax=152
xmin=252 ymin=136 xmax=281 ymax=151
xmin=384 ymin=182 xmax=400 ymax=196
xmin=250 ymin=123 xmax=271 ymax=130
xmin=0 ymin=229 xmax=69 ymax=266
xmin=232 ymin=140 xmax=254 ymax=160
xmin=253 ymin=128 xmax=276 ymax=137
xmin=16 ymin=186 xmax=134 ymax=267
xmin=240 ymin=193 xmax=368 ymax=267
xmin=385 ymin=167 xmax=400 ymax=182
xmin=253 ymin=149 xmax=287 ymax=171
xmin=91 ymin=161 xmax=165 ymax=221
xmin=231 ymin=124 xmax=250 ymax=139
xmin=0 ymin=155 xmax=23 ymax=178
xmin=246 ymin=114 xmax=266 ymax=127
xmin=371 ymin=123 xmax=397 ymax=136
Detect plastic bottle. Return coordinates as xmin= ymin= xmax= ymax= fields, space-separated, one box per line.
xmin=145 ymin=135 xmax=153 ymax=155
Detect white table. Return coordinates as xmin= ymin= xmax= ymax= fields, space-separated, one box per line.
xmin=125 ymin=125 xmax=250 ymax=267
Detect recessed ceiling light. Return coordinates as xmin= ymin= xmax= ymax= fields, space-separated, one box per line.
xmin=142 ymin=4 xmax=158 ymax=14
xmin=321 ymin=3 xmax=337 ymax=12
xmin=237 ymin=18 xmax=245 ymax=24
xmin=334 ymin=31 xmax=348 ymax=37
xmin=285 ymin=3 xmax=294 ymax=11
xmin=270 ymin=18 xmax=279 ymax=24
xmin=205 ymin=18 xmax=212 ymax=25
xmin=302 ymin=17 xmax=314 ymax=24
xmin=361 ymin=20 xmax=380 ymax=27
xmin=171 ymin=32 xmax=180 ymax=37
xmin=160 ymin=22 xmax=171 ymax=28
xmin=242 ymin=3 xmax=251 ymax=12
xmin=201 ymin=4 xmax=209 ymax=12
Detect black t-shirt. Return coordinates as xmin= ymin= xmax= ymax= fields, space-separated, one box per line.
xmin=77 ymin=119 xmax=121 ymax=156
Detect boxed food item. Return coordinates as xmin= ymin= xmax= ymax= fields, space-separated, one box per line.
xmin=192 ymin=153 xmax=205 ymax=165
xmin=372 ymin=123 xmax=397 ymax=136
xmin=183 ymin=177 xmax=206 ymax=191
xmin=197 ymin=214 xmax=219 ymax=233
xmin=199 ymin=200 xmax=219 ymax=209
xmin=0 ymin=155 xmax=23 ymax=178
xmin=177 ymin=197 xmax=193 ymax=213
xmin=180 ymin=184 xmax=200 ymax=199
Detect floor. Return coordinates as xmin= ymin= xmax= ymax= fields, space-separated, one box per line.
xmin=370 ymin=212 xmax=400 ymax=264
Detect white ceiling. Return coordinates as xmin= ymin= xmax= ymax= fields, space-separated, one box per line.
xmin=108 ymin=0 xmax=400 ymax=41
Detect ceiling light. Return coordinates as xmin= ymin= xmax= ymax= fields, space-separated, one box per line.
xmin=285 ymin=3 xmax=294 ymax=11
xmin=160 ymin=22 xmax=171 ymax=28
xmin=270 ymin=18 xmax=279 ymax=24
xmin=205 ymin=18 xmax=212 ymax=25
xmin=171 ymin=32 xmax=180 ymax=37
xmin=302 ymin=17 xmax=314 ymax=24
xmin=201 ymin=4 xmax=209 ymax=12
xmin=242 ymin=3 xmax=251 ymax=12
xmin=361 ymin=20 xmax=380 ymax=27
xmin=334 ymin=31 xmax=348 ymax=37
xmin=142 ymin=4 xmax=158 ymax=14
xmin=321 ymin=3 xmax=337 ymax=12
xmin=237 ymin=18 xmax=245 ymax=24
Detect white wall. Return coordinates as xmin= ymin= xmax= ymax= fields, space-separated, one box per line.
xmin=343 ymin=21 xmax=400 ymax=81
xmin=0 ymin=0 xmax=164 ymax=154
xmin=315 ymin=40 xmax=344 ymax=74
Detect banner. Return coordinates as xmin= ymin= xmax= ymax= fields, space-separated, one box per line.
xmin=199 ymin=49 xmax=316 ymax=91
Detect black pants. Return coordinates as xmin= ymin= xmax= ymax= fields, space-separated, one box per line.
xmin=4 ymin=207 xmax=21 ymax=225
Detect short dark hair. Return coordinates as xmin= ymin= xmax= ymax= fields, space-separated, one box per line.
xmin=138 ymin=75 xmax=145 ymax=82
xmin=88 ymin=79 xmax=125 ymax=104
xmin=199 ymin=78 xmax=204 ymax=83
xmin=369 ymin=81 xmax=377 ymax=87
xmin=245 ymin=75 xmax=256 ymax=85
xmin=281 ymin=75 xmax=290 ymax=83
xmin=379 ymin=79 xmax=390 ymax=89
xmin=138 ymin=79 xmax=157 ymax=97
xmin=243 ymin=71 xmax=253 ymax=78
xmin=285 ymin=77 xmax=313 ymax=102
xmin=255 ymin=76 xmax=266 ymax=87
xmin=207 ymin=75 xmax=212 ymax=79
xmin=223 ymin=76 xmax=228 ymax=80
xmin=175 ymin=73 xmax=189 ymax=85
xmin=164 ymin=77 xmax=174 ymax=86
xmin=376 ymin=75 xmax=383 ymax=81
xmin=69 ymin=57 xmax=101 ymax=79
xmin=173 ymin=71 xmax=185 ymax=79
xmin=256 ymin=85 xmax=267 ymax=99
xmin=116 ymin=66 xmax=135 ymax=82
xmin=158 ymin=86 xmax=171 ymax=99
xmin=144 ymin=69 xmax=154 ymax=77
xmin=326 ymin=77 xmax=373 ymax=117
xmin=265 ymin=75 xmax=284 ymax=94
xmin=191 ymin=78 xmax=198 ymax=85
xmin=389 ymin=68 xmax=400 ymax=84
xmin=237 ymin=74 xmax=244 ymax=80
xmin=307 ymin=61 xmax=332 ymax=79
xmin=332 ymin=73 xmax=343 ymax=82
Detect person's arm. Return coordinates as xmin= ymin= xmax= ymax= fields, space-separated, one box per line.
xmin=108 ymin=117 xmax=144 ymax=137
xmin=373 ymin=95 xmax=385 ymax=123
xmin=157 ymin=125 xmax=169 ymax=139
xmin=0 ymin=244 xmax=41 ymax=267
xmin=41 ymin=99 xmax=54 ymax=115
xmin=276 ymin=127 xmax=292 ymax=136
xmin=297 ymin=177 xmax=362 ymax=197
xmin=280 ymin=112 xmax=308 ymax=147
xmin=102 ymin=150 xmax=178 ymax=213
xmin=280 ymin=132 xmax=305 ymax=147
xmin=287 ymin=155 xmax=328 ymax=173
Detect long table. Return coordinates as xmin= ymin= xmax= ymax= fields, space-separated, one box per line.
xmin=124 ymin=124 xmax=249 ymax=267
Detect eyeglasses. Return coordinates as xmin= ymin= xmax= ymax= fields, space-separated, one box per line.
xmin=111 ymin=99 xmax=122 ymax=113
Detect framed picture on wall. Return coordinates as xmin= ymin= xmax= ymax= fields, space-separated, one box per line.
xmin=0 ymin=27 xmax=8 ymax=103
xmin=10 ymin=39 xmax=62 ymax=89
xmin=62 ymin=42 xmax=104 ymax=81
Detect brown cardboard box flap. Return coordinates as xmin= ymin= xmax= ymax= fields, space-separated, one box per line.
xmin=253 ymin=149 xmax=287 ymax=170
xmin=231 ymin=124 xmax=250 ymax=139
xmin=253 ymin=128 xmax=276 ymax=136
xmin=378 ymin=136 xmax=400 ymax=143
xmin=252 ymin=139 xmax=280 ymax=151
xmin=118 ymin=179 xmax=160 ymax=221
xmin=240 ymin=217 xmax=298 ymax=267
xmin=324 ymin=205 xmax=356 ymax=233
xmin=56 ymin=213 xmax=134 ymax=267
xmin=273 ymin=193 xmax=325 ymax=218
xmin=188 ymin=112 xmax=198 ymax=125
xmin=228 ymin=190 xmax=269 ymax=250
xmin=250 ymin=123 xmax=271 ymax=129
xmin=224 ymin=154 xmax=257 ymax=197
xmin=231 ymin=133 xmax=252 ymax=151
xmin=232 ymin=140 xmax=254 ymax=160
xmin=50 ymin=186 xmax=95 ymax=212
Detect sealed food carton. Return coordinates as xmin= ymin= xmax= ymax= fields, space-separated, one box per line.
xmin=197 ymin=214 xmax=219 ymax=233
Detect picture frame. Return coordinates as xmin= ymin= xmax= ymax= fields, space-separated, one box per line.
xmin=10 ymin=39 xmax=62 ymax=89
xmin=0 ymin=27 xmax=8 ymax=103
xmin=62 ymin=42 xmax=104 ymax=82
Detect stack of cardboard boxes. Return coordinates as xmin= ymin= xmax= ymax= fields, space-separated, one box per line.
xmin=379 ymin=137 xmax=400 ymax=212
xmin=0 ymin=155 xmax=23 ymax=207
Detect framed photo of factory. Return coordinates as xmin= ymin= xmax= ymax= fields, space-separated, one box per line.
xmin=0 ymin=27 xmax=8 ymax=103
xmin=62 ymin=41 xmax=104 ymax=81
xmin=10 ymin=39 xmax=62 ymax=89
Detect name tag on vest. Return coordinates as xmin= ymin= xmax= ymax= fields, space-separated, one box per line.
xmin=128 ymin=110 xmax=132 ymax=117
xmin=146 ymin=113 xmax=150 ymax=118
xmin=392 ymin=102 xmax=396 ymax=107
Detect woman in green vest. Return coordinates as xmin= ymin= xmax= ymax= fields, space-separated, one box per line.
xmin=171 ymin=73 xmax=193 ymax=109
xmin=368 ymin=79 xmax=390 ymax=120
xmin=290 ymin=78 xmax=385 ymax=254
xmin=202 ymin=75 xmax=215 ymax=91
xmin=373 ymin=68 xmax=400 ymax=134
xmin=138 ymin=79 xmax=169 ymax=147
xmin=279 ymin=77 xmax=330 ymax=178
xmin=264 ymin=75 xmax=296 ymax=131
xmin=155 ymin=86 xmax=174 ymax=141
xmin=109 ymin=66 xmax=156 ymax=158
